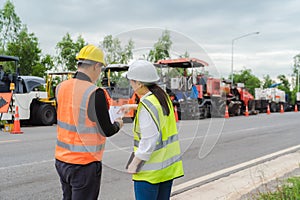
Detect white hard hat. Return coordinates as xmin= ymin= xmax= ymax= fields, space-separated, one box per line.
xmin=127 ymin=60 xmax=159 ymax=83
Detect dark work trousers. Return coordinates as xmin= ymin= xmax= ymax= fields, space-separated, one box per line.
xmin=55 ymin=159 xmax=102 ymax=200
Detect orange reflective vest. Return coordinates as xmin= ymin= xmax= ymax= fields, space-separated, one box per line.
xmin=55 ymin=78 xmax=106 ymax=165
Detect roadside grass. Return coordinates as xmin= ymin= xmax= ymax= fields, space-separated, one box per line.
xmin=254 ymin=176 xmax=300 ymax=200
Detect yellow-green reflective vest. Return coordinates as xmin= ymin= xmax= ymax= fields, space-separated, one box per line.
xmin=133 ymin=94 xmax=184 ymax=184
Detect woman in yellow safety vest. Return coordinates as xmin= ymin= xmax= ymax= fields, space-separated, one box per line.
xmin=121 ymin=60 xmax=184 ymax=200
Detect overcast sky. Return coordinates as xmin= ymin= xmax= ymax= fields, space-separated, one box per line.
xmin=3 ymin=0 xmax=300 ymax=79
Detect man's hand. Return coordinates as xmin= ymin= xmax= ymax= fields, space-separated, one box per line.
xmin=115 ymin=118 xmax=124 ymax=129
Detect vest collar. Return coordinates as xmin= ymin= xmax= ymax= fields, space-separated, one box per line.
xmin=74 ymin=71 xmax=92 ymax=82
xmin=140 ymin=91 xmax=152 ymax=101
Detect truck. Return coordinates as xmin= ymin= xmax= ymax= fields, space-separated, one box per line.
xmin=155 ymin=58 xmax=225 ymax=119
xmin=0 ymin=55 xmax=56 ymax=126
xmin=101 ymin=64 xmax=139 ymax=121
xmin=254 ymin=87 xmax=290 ymax=113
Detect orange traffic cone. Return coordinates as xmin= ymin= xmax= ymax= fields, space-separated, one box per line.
xmin=11 ymin=106 xmax=23 ymax=134
xmin=224 ymin=105 xmax=229 ymax=118
xmin=267 ymin=104 xmax=271 ymax=115
xmin=280 ymin=104 xmax=284 ymax=113
xmin=244 ymin=105 xmax=249 ymax=117
xmin=295 ymin=105 xmax=298 ymax=112
xmin=174 ymin=106 xmax=179 ymax=122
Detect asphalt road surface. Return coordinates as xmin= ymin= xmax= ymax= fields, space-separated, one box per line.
xmin=0 ymin=112 xmax=299 ymax=200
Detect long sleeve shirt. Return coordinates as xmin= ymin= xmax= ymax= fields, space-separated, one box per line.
xmin=135 ymin=92 xmax=160 ymax=161
xmin=74 ymin=72 xmax=120 ymax=137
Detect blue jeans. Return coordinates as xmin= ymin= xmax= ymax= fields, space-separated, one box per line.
xmin=134 ymin=180 xmax=173 ymax=200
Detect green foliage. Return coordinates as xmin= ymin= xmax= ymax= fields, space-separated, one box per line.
xmin=292 ymin=54 xmax=300 ymax=103
xmin=6 ymin=27 xmax=42 ymax=75
xmin=148 ymin=30 xmax=172 ymax=62
xmin=0 ymin=0 xmax=21 ymax=51
xmin=257 ymin=176 xmax=300 ymax=200
xmin=56 ymin=33 xmax=86 ymax=71
xmin=179 ymin=51 xmax=190 ymax=58
xmin=41 ymin=54 xmax=55 ymax=72
xmin=101 ymin=35 xmax=134 ymax=64
xmin=277 ymin=74 xmax=291 ymax=102
xmin=232 ymin=68 xmax=261 ymax=95
xmin=262 ymin=75 xmax=274 ymax=88
xmin=0 ymin=0 xmax=299 ymax=99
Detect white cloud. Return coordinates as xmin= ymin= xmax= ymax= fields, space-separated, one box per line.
xmin=2 ymin=0 xmax=299 ymax=80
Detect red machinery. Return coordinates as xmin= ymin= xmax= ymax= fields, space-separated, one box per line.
xmin=223 ymin=81 xmax=256 ymax=116
xmin=156 ymin=58 xmax=225 ymax=119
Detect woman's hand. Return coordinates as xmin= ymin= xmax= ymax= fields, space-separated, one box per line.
xmin=127 ymin=156 xmax=144 ymax=174
xmin=118 ymin=104 xmax=138 ymax=114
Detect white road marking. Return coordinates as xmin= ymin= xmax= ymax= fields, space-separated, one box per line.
xmin=0 ymin=159 xmax=53 ymax=170
xmin=0 ymin=139 xmax=21 ymax=144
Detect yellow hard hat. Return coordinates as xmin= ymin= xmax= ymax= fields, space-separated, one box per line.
xmin=76 ymin=44 xmax=106 ymax=66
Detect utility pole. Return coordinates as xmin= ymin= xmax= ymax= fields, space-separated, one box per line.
xmin=231 ymin=32 xmax=260 ymax=84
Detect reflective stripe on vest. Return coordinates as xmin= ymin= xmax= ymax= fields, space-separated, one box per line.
xmin=133 ymin=94 xmax=184 ymax=183
xmin=134 ymin=134 xmax=178 ymax=151
xmin=57 ymin=140 xmax=105 ymax=152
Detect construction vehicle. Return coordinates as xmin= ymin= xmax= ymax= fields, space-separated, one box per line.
xmin=101 ymin=64 xmax=139 ymax=120
xmin=39 ymin=71 xmax=75 ymax=107
xmin=0 ymin=55 xmax=56 ymax=126
xmin=155 ymin=58 xmax=258 ymax=119
xmin=222 ymin=81 xmax=257 ymax=116
xmin=155 ymin=58 xmax=225 ymax=119
xmin=254 ymin=86 xmax=293 ymax=113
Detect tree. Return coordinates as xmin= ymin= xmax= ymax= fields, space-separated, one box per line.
xmin=232 ymin=68 xmax=261 ymax=95
xmin=0 ymin=0 xmax=22 ymax=51
xmin=179 ymin=51 xmax=190 ymax=58
xmin=148 ymin=30 xmax=172 ymax=62
xmin=41 ymin=54 xmax=55 ymax=72
xmin=262 ymin=74 xmax=274 ymax=88
xmin=56 ymin=33 xmax=86 ymax=71
xmin=120 ymin=39 xmax=134 ymax=64
xmin=291 ymin=54 xmax=300 ymax=104
xmin=6 ymin=27 xmax=42 ymax=76
xmin=101 ymin=35 xmax=134 ymax=64
xmin=277 ymin=74 xmax=292 ymax=102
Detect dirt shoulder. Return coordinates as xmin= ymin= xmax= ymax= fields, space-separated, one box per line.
xmin=239 ymin=167 xmax=300 ymax=200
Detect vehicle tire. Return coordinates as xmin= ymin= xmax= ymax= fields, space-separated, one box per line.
xmin=29 ymin=101 xmax=40 ymax=125
xmin=37 ymin=104 xmax=56 ymax=126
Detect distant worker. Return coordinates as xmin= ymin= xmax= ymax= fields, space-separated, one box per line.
xmin=55 ymin=44 xmax=123 ymax=200
xmin=0 ymin=65 xmax=4 ymax=80
xmin=120 ymin=60 xmax=184 ymax=200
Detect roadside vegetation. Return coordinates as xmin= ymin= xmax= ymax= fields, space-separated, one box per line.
xmin=252 ymin=176 xmax=300 ymax=200
xmin=1 ymin=0 xmax=300 ymax=103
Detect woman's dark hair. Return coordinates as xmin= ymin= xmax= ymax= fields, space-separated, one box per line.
xmin=147 ymin=84 xmax=171 ymax=116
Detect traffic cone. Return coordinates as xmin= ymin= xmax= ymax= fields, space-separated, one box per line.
xmin=174 ymin=105 xmax=179 ymax=122
xmin=267 ymin=104 xmax=271 ymax=115
xmin=280 ymin=104 xmax=284 ymax=113
xmin=11 ymin=106 xmax=23 ymax=134
xmin=244 ymin=105 xmax=249 ymax=117
xmin=295 ymin=105 xmax=298 ymax=112
xmin=224 ymin=105 xmax=229 ymax=118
